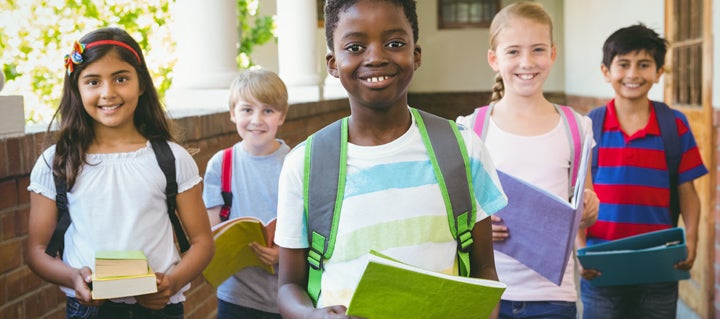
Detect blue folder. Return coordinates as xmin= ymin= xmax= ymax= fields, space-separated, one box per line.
xmin=577 ymin=228 xmax=689 ymax=287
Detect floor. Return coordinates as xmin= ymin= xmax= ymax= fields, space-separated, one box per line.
xmin=677 ymin=299 xmax=700 ymax=319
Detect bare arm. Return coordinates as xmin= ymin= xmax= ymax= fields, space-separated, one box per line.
xmin=27 ymin=192 xmax=99 ymax=304
xmin=675 ymin=180 xmax=700 ymax=270
xmin=278 ymin=247 xmax=316 ymax=318
xmin=137 ymin=183 xmax=215 ymax=309
xmin=579 ymin=158 xmax=599 ymax=229
xmin=575 ymin=229 xmax=601 ymax=280
xmin=167 ymin=183 xmax=215 ymax=291
xmin=470 ymin=217 xmax=500 ymax=319
xmin=278 ymin=247 xmax=353 ymax=319
xmin=206 ymin=206 xmax=221 ymax=227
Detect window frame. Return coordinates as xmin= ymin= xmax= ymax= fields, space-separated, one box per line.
xmin=437 ymin=0 xmax=500 ymax=29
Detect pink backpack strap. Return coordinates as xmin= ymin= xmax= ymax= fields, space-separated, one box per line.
xmin=556 ymin=105 xmax=582 ymax=188
xmin=472 ymin=104 xmax=494 ymax=141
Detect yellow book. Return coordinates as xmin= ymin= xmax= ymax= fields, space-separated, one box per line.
xmin=91 ymin=266 xmax=157 ymax=300
xmin=202 ymin=217 xmax=277 ymax=288
xmin=95 ymin=250 xmax=149 ymax=279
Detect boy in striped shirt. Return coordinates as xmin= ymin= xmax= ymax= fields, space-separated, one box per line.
xmin=578 ymin=24 xmax=708 ymax=318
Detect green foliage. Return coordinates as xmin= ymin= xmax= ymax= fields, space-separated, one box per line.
xmin=236 ymin=0 xmax=276 ymax=68
xmin=1 ymin=0 xmax=276 ymax=124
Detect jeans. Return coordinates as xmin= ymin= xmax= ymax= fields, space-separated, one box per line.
xmin=581 ymin=278 xmax=678 ymax=319
xmin=66 ymin=297 xmax=183 ymax=319
xmin=217 ymin=299 xmax=282 ymax=319
xmin=499 ymin=300 xmax=577 ymax=319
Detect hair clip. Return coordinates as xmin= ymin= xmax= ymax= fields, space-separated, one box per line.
xmin=64 ymin=41 xmax=86 ymax=76
xmin=63 ymin=39 xmax=141 ymax=76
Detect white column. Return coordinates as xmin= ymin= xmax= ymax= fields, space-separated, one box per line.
xmin=165 ymin=0 xmax=240 ymax=112
xmin=276 ymin=0 xmax=321 ymax=103
xmin=0 ymin=71 xmax=25 ymax=137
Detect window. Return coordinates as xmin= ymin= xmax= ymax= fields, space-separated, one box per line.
xmin=438 ymin=0 xmax=499 ymax=29
xmin=667 ymin=0 xmax=704 ymax=107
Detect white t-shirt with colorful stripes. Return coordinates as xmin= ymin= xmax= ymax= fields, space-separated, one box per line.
xmin=275 ymin=110 xmax=508 ymax=308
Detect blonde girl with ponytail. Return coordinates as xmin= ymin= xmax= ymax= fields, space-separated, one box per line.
xmin=457 ymin=2 xmax=599 ymax=318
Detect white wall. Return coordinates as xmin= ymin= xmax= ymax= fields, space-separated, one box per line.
xmin=564 ymin=0 xmax=664 ymax=101
xmin=411 ymin=0 xmax=566 ymax=93
xmin=258 ymin=1 xmax=568 ymax=95
xmin=257 ymin=1 xmax=684 ymax=101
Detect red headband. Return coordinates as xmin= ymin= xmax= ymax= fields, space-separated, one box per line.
xmin=86 ymin=40 xmax=141 ymax=63
xmin=64 ymin=39 xmax=142 ymax=75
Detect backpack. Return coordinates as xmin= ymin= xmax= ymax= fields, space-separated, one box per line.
xmin=45 ymin=139 xmax=191 ymax=258
xmin=219 ymin=147 xmax=234 ymax=222
xmin=303 ymin=108 xmax=477 ymax=305
xmin=588 ymin=101 xmax=681 ymax=226
xmin=472 ymin=104 xmax=583 ymax=194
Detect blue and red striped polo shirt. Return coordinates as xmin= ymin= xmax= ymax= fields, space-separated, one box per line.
xmin=586 ymin=99 xmax=708 ymax=246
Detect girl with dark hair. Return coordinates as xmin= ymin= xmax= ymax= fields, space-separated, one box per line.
xmin=26 ymin=27 xmax=214 ymax=319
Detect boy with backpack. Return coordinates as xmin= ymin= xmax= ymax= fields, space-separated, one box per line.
xmin=273 ymin=0 xmax=508 ymax=318
xmin=202 ymin=69 xmax=290 ymax=319
xmin=578 ymin=24 xmax=708 ymax=318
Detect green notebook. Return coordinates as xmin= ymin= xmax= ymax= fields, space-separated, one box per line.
xmin=347 ymin=250 xmax=506 ymax=319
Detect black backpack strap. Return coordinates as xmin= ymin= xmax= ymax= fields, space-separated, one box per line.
xmin=652 ymin=102 xmax=681 ymax=226
xmin=45 ymin=174 xmax=71 ymax=257
xmin=150 ymin=139 xmax=190 ymax=253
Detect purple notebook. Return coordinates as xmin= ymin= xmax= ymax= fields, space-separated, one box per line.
xmin=492 ymin=137 xmax=590 ymax=285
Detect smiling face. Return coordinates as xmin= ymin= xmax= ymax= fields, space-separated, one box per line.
xmin=602 ymin=50 xmax=663 ymax=104
xmin=488 ymin=17 xmax=555 ymax=100
xmin=326 ymin=0 xmax=421 ymax=111
xmin=78 ymin=50 xmax=142 ymax=133
xmin=231 ymin=95 xmax=285 ymax=156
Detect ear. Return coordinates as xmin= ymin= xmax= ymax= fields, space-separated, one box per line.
xmin=326 ymin=51 xmax=339 ymax=78
xmin=600 ymin=64 xmax=611 ymax=83
xmin=278 ymin=113 xmax=287 ymax=126
xmin=488 ymin=49 xmax=500 ymax=72
xmin=550 ymin=44 xmax=557 ymax=63
xmin=413 ymin=45 xmax=422 ymax=70
xmin=229 ymin=107 xmax=237 ymax=123
xmin=654 ymin=66 xmax=664 ymax=83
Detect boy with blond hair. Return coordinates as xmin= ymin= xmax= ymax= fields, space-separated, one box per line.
xmin=203 ymin=69 xmax=290 ymax=319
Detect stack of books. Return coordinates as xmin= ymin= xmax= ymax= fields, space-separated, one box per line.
xmin=91 ymin=250 xmax=157 ymax=299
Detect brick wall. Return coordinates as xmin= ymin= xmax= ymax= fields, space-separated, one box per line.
xmin=0 ymin=98 xmax=350 ymax=319
xmin=1 ymin=92 xmax=578 ymax=318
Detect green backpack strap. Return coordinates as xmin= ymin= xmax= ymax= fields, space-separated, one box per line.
xmin=413 ymin=108 xmax=477 ymax=276
xmin=303 ymin=108 xmax=476 ymax=305
xmin=304 ymin=118 xmax=347 ymax=305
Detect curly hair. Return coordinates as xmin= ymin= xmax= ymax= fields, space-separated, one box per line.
xmin=324 ymin=0 xmax=418 ymax=50
xmin=47 ymin=27 xmax=175 ymax=189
